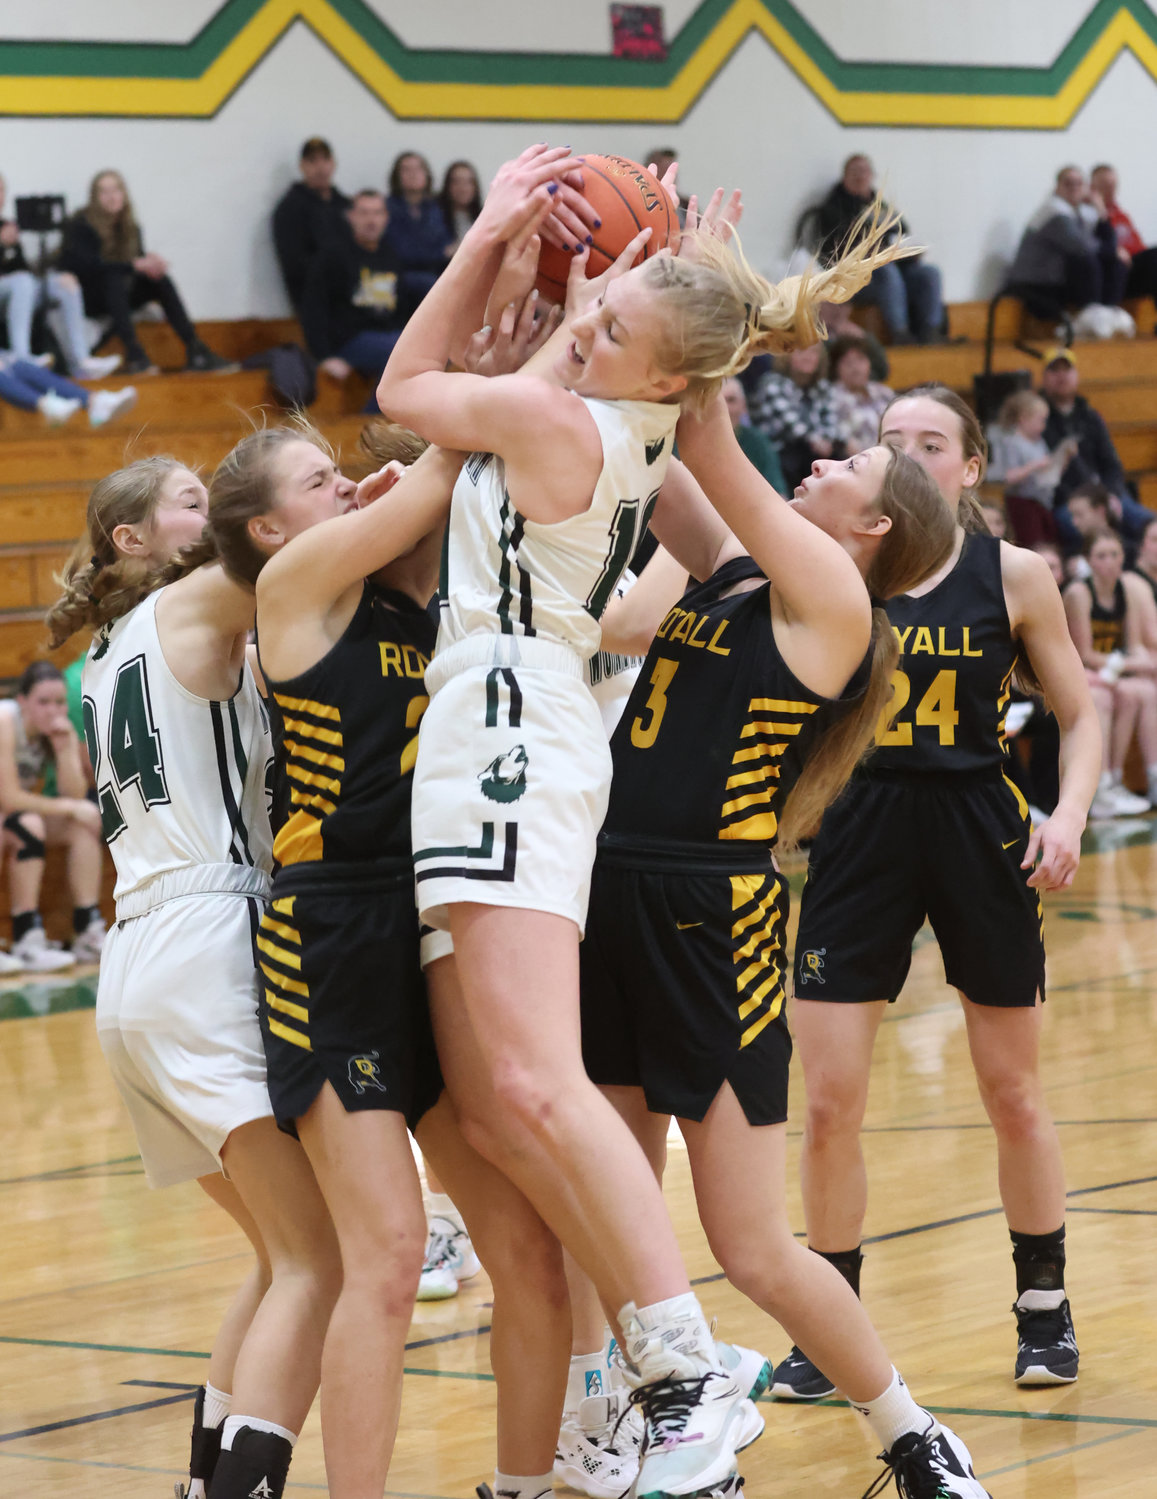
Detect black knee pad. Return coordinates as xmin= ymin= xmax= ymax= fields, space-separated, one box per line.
xmin=3 ymin=813 xmax=46 ymax=861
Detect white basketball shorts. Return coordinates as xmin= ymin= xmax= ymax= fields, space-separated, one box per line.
xmin=412 ymin=640 xmax=611 ymax=935
xmin=97 ymin=888 xmax=273 ymax=1188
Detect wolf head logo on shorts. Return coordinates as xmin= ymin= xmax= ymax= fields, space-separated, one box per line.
xmin=799 ymin=947 xmax=827 ymax=984
xmin=479 ymin=744 xmax=528 ymax=803
xmin=348 ymin=1051 xmax=387 ymax=1094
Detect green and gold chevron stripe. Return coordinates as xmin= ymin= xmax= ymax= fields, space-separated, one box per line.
xmin=3 ymin=0 xmax=1156 ymax=127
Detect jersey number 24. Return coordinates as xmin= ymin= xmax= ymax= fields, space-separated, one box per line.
xmin=82 ymin=655 xmax=170 ymax=841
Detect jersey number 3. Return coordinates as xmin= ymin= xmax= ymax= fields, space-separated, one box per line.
xmin=877 ymin=667 xmax=959 ymax=747
xmin=82 ymin=655 xmax=170 ymax=841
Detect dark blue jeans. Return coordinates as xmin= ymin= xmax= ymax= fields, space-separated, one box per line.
xmin=337 ymin=329 xmax=403 ymax=411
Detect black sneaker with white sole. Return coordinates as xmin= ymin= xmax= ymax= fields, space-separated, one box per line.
xmin=769 ymin=1345 xmax=835 ymax=1401
xmin=861 ymin=1419 xmax=991 ymax=1499
xmin=1013 ymin=1296 xmax=1079 ymax=1385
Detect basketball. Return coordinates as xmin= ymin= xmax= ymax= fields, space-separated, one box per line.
xmin=535 ymin=153 xmax=681 ymax=304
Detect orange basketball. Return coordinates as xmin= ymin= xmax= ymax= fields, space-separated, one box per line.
xmin=535 ymin=154 xmax=680 ymax=304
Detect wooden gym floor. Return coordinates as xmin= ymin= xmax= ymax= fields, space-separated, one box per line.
xmin=1 ymin=824 xmax=1154 ymax=1498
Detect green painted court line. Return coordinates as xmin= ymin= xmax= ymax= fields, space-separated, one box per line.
xmin=0 ymin=1335 xmax=209 ymax=1359
xmin=0 ymin=1154 xmax=141 ymax=1187
xmin=928 ymin=1404 xmax=1157 ymax=1431
xmin=0 ymin=1334 xmax=496 ymax=1382
xmin=979 ymin=1425 xmax=1146 ymax=1479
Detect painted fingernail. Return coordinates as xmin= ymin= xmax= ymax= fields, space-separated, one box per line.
xmin=561 ymin=241 xmax=571 ymax=251
xmin=593 ymin=218 xmax=602 ymax=229
xmin=585 ymin=234 xmax=593 ymax=245
xmin=547 ymin=183 xmax=559 ymax=195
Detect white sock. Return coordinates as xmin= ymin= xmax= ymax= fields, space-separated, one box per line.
xmin=186 ymin=1484 xmax=207 ymax=1499
xmin=623 ymin=1292 xmax=718 ymax=1372
xmin=427 ymin=1191 xmax=465 ymax=1232
xmin=1108 ymin=768 xmax=1123 ymax=787
xmin=565 ymin=1350 xmax=610 ymax=1414
xmin=202 ymin=1381 xmax=231 ymax=1430
xmin=493 ymin=1469 xmax=553 ymax=1499
xmin=1016 ymin=1287 xmax=1066 ymax=1311
xmin=220 ymin=1415 xmax=297 ymax=1452
xmin=849 ymin=1368 xmax=930 ymax=1452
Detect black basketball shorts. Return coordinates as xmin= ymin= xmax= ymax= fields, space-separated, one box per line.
xmin=581 ymin=840 xmax=792 ymax=1127
xmin=257 ymin=858 xmax=442 ymax=1134
xmin=793 ymin=770 xmax=1045 ymax=1008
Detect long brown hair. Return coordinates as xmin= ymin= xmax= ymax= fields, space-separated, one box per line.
xmin=164 ymin=416 xmax=337 ymax=588
xmin=643 ymin=197 xmax=919 ymax=413
xmin=778 ymin=448 xmax=956 ymax=848
xmin=880 ymin=383 xmax=990 ymax=534
xmin=83 ymin=170 xmax=143 ymax=263
xmin=46 ymin=457 xmax=188 ymax=647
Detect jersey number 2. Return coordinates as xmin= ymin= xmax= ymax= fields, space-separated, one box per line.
xmin=877 ymin=667 xmax=959 ymax=747
xmin=82 ymin=656 xmax=170 ymax=842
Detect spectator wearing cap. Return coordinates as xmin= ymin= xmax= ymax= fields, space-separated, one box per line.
xmin=816 ymin=153 xmax=944 ymax=343
xmin=273 ymin=137 xmax=352 ymax=314
xmin=300 ymin=189 xmax=411 ymax=410
xmin=1090 ymin=163 xmax=1157 ymax=305
xmin=1041 ymin=346 xmax=1156 ymax=541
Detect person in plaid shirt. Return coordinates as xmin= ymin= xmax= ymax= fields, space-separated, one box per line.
xmin=748 ymin=343 xmax=845 ymax=492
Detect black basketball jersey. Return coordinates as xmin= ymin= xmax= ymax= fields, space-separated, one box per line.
xmin=1084 ymin=577 xmax=1126 ymax=656
xmin=870 ymin=531 xmax=1018 ymax=776
xmin=260 ymin=583 xmax=434 ymax=866
xmin=603 ymin=556 xmax=870 ymax=849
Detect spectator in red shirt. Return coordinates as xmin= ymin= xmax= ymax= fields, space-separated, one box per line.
xmin=1090 ymin=164 xmax=1157 ymax=303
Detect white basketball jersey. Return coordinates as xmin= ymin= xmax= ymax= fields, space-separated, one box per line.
xmin=82 ymin=588 xmax=274 ymax=905
xmin=436 ymin=395 xmax=678 ymax=661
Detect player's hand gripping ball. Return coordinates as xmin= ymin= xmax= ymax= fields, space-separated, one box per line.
xmin=536 ymin=154 xmax=680 ymax=303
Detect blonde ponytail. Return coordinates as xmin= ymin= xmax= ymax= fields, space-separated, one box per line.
xmin=643 ymin=196 xmax=919 ymax=412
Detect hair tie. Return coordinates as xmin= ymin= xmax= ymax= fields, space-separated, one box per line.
xmin=91 ymin=554 xmax=104 ymax=572
xmin=742 ymin=301 xmax=760 ymax=336
xmin=869 ymin=593 xmax=886 ymax=610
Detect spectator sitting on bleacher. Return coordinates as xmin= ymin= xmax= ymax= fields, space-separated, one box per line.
xmin=1131 ymin=516 xmax=1157 ymax=608
xmin=272 ymin=136 xmax=352 ymax=315
xmin=59 ymin=170 xmax=234 ymax=376
xmin=747 ymin=343 xmax=844 ymax=493
xmin=1090 ymin=164 xmax=1157 ymax=308
xmin=0 ymin=174 xmax=121 ymax=380
xmin=986 ymin=389 xmax=1078 ymax=546
xmin=820 ymin=298 xmax=889 ymax=382
xmin=816 ymin=154 xmax=944 ymax=343
xmin=1063 ymin=529 xmax=1157 ymax=817
xmin=1041 ymin=346 xmax=1155 ymax=540
xmin=385 ymin=152 xmax=452 ymax=305
xmin=301 ymin=189 xmax=411 ymax=409
xmin=438 ymin=160 xmax=483 ymax=255
xmin=721 ymin=376 xmax=786 ymax=492
xmin=829 ymin=335 xmax=893 ymax=452
xmin=1056 ymin=481 xmax=1128 ymax=570
xmin=0 ymin=662 xmax=105 ymax=973
xmin=0 ymin=353 xmax=136 ymax=428
xmin=1007 ymin=167 xmax=1130 ymax=337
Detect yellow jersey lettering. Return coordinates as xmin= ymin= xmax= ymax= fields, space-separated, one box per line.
xmin=937 ymin=627 xmax=960 ymax=657
xmin=911 ymin=626 xmax=936 ymax=655
xmin=655 ymin=607 xmax=681 ymax=640
xmin=706 ymin=620 xmax=731 ymax=657
xmin=669 ymin=611 xmax=694 ymax=645
xmin=686 ymin=613 xmax=713 ymax=649
xmin=379 ymin=642 xmax=404 ymax=677
xmin=892 ymin=625 xmax=913 ymax=652
xmin=962 ymin=627 xmax=982 ymax=657
xmin=401 ymin=645 xmax=428 ymax=679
